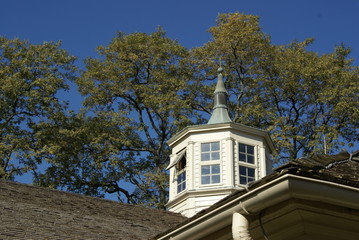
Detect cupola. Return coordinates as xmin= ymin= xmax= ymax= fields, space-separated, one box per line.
xmin=166 ymin=68 xmax=275 ymax=217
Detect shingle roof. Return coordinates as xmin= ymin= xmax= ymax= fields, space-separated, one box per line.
xmin=273 ymin=150 xmax=359 ymax=188
xmin=154 ymin=150 xmax=359 ymax=239
xmin=0 ymin=179 xmax=186 ymax=240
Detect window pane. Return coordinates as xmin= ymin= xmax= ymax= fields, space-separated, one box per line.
xmin=247 ymin=145 xmax=254 ymax=154
xmin=202 ymin=176 xmax=210 ymax=185
xmin=248 ymin=168 xmax=255 ymax=177
xmin=177 ymin=171 xmax=186 ymax=193
xmin=247 ymin=155 xmax=254 ymax=164
xmin=239 ymin=143 xmax=255 ymax=164
xmin=239 ymin=153 xmax=246 ymax=162
xmin=211 ymin=142 xmax=220 ymax=151
xmin=178 ymin=172 xmax=185 ymax=182
xmin=201 ymin=166 xmax=210 ymax=175
xmin=239 ymin=166 xmax=246 ymax=175
xmin=212 ymin=164 xmax=220 ymax=174
xmin=239 ymin=144 xmax=246 ymax=153
xmin=211 ymin=152 xmax=220 ymax=161
xmin=201 ymin=153 xmax=210 ymax=161
xmin=240 ymin=176 xmax=247 ymax=185
xmin=212 ymin=174 xmax=220 ymax=183
xmin=201 ymin=143 xmax=210 ymax=152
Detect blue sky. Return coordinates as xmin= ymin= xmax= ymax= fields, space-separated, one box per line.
xmin=2 ymin=0 xmax=358 ymax=63
xmin=1 ymin=0 xmax=358 ymax=186
xmin=2 ymin=0 xmax=358 ymax=100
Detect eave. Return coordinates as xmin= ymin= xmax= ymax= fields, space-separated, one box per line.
xmin=168 ymin=122 xmax=276 ymax=154
xmin=156 ymin=174 xmax=359 ymax=239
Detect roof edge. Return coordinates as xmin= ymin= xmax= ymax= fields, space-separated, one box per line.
xmin=156 ymin=174 xmax=359 ymax=239
xmin=168 ymin=122 xmax=275 ymax=153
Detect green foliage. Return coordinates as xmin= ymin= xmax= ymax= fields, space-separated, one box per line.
xmin=1 ymin=13 xmax=358 ymax=208
xmin=190 ymin=13 xmax=359 ymax=162
xmin=0 ymin=37 xmax=76 ymax=179
xmin=255 ymin=41 xmax=359 ymax=161
xmin=69 ymin=29 xmax=199 ymax=208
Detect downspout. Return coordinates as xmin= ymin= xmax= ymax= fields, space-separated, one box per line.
xmin=232 ymin=212 xmax=252 ymax=240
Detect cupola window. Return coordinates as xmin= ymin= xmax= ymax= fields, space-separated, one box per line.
xmin=239 ymin=144 xmax=254 ymax=163
xmin=201 ymin=142 xmax=221 ymax=185
xmin=238 ymin=143 xmax=256 ymax=185
xmin=176 ymin=151 xmax=186 ymax=193
xmin=239 ymin=166 xmax=255 ymax=184
xmin=201 ymin=142 xmax=220 ymax=161
xmin=201 ymin=164 xmax=220 ymax=184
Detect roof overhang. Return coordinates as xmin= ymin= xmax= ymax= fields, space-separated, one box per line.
xmin=157 ymin=174 xmax=359 ymax=239
xmin=168 ymin=122 xmax=276 ymax=154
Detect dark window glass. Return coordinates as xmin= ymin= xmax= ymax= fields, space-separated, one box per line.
xmin=247 ymin=145 xmax=254 ymax=154
xmin=177 ymin=171 xmax=186 ymax=193
xmin=239 ymin=143 xmax=246 ymax=153
xmin=239 ymin=166 xmax=255 ymax=185
xmin=248 ymin=168 xmax=255 ymax=177
xmin=247 ymin=155 xmax=254 ymax=164
xmin=239 ymin=143 xmax=255 ymax=164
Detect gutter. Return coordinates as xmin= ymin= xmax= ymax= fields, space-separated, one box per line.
xmin=157 ymin=174 xmax=359 ymax=240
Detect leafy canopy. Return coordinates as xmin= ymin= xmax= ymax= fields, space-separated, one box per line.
xmin=0 ymin=37 xmax=76 ymax=179
xmin=1 ymin=13 xmax=358 ymax=208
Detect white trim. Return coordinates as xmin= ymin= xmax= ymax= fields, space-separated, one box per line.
xmin=158 ymin=174 xmax=359 ymax=239
xmin=167 ymin=122 xmax=275 ymax=154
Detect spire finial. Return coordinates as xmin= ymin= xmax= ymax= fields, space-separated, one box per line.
xmin=207 ymin=66 xmax=232 ymax=124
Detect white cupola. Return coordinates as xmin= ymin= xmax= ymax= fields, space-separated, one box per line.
xmin=166 ymin=68 xmax=275 ymax=217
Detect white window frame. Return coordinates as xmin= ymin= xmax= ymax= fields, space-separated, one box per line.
xmin=200 ymin=141 xmax=221 ymax=185
xmin=177 ymin=169 xmax=186 ymax=193
xmin=239 ymin=166 xmax=256 ymax=185
xmin=238 ymin=143 xmax=257 ymax=185
xmin=175 ymin=149 xmax=187 ymax=194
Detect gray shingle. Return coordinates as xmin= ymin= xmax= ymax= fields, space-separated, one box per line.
xmin=0 ymin=180 xmax=186 ymax=239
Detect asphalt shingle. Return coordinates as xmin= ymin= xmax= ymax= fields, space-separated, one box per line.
xmin=0 ymin=179 xmax=186 ymax=240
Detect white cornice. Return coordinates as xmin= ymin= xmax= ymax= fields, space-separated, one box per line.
xmin=168 ymin=122 xmax=275 ymax=153
xmin=166 ymin=187 xmax=241 ymax=209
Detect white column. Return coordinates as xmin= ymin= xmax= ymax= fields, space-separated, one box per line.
xmin=259 ymin=146 xmax=266 ymax=178
xmin=188 ymin=141 xmax=195 ymax=190
xmin=225 ymin=137 xmax=235 ymax=186
xmin=168 ymin=154 xmax=175 ymax=201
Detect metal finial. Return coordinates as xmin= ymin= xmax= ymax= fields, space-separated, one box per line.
xmin=208 ymin=65 xmax=232 ymax=124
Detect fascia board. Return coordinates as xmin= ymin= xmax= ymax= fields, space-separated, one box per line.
xmin=168 ymin=123 xmax=275 ymax=153
xmin=166 ymin=187 xmax=239 ymax=209
xmin=158 ymin=174 xmax=359 ymax=240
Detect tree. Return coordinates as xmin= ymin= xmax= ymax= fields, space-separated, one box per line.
xmin=5 ymin=13 xmax=358 ymax=208
xmin=190 ymin=13 xmax=359 ymax=162
xmin=38 ymin=29 xmax=199 ymax=208
xmin=0 ymin=37 xmax=76 ymax=179
xmin=255 ymin=41 xmax=359 ymax=161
